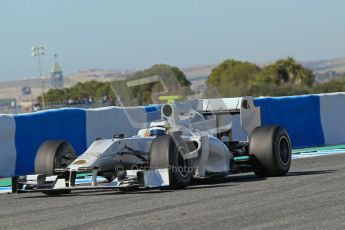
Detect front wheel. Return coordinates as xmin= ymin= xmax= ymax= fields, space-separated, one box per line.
xmin=35 ymin=140 xmax=77 ymax=195
xmin=35 ymin=140 xmax=77 ymax=176
xmin=149 ymin=134 xmax=193 ymax=189
xmin=249 ymin=125 xmax=292 ymax=177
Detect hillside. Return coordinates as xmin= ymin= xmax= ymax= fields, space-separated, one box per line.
xmin=1 ymin=57 xmax=345 ymax=100
xmin=0 ymin=69 xmax=129 ymax=100
xmin=301 ymin=57 xmax=345 ymax=82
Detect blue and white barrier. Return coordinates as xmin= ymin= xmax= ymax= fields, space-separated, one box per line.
xmin=1 ymin=92 xmax=345 ymax=178
xmin=0 ymin=115 xmax=16 ymax=179
xmin=0 ymin=106 xmax=160 ymax=177
xmin=254 ymin=95 xmax=324 ymax=148
xmin=319 ymin=93 xmax=345 ymax=146
xmin=254 ymin=92 xmax=345 ymax=148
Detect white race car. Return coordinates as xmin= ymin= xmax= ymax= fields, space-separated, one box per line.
xmin=16 ymin=97 xmax=291 ymax=195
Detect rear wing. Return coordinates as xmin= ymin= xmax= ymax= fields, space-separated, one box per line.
xmin=163 ymin=97 xmax=261 ymax=138
xmin=198 ymin=97 xmax=261 ymax=137
xmin=199 ymin=97 xmax=243 ymax=115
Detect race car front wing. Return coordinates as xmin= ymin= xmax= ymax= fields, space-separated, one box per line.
xmin=15 ymin=169 xmax=170 ymax=193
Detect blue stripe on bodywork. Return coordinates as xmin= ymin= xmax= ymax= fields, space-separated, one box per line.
xmin=14 ymin=108 xmax=87 ymax=176
xmin=254 ymin=95 xmax=324 ymax=148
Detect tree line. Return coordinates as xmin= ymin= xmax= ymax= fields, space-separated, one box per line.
xmin=206 ymin=57 xmax=345 ymax=97
xmin=40 ymin=58 xmax=345 ymax=106
xmin=39 ymin=80 xmax=116 ymax=107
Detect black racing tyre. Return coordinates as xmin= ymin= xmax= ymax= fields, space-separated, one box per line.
xmin=249 ymin=125 xmax=291 ymax=177
xmin=35 ymin=140 xmax=76 ymax=195
xmin=35 ymin=140 xmax=77 ymax=176
xmin=149 ymin=134 xmax=193 ymax=189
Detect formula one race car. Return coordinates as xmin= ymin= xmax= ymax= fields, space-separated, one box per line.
xmin=16 ymin=97 xmax=291 ymax=195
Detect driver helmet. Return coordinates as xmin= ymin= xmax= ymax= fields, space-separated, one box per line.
xmin=149 ymin=121 xmax=169 ymax=136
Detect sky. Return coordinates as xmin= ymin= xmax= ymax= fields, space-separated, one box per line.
xmin=0 ymin=0 xmax=345 ymax=81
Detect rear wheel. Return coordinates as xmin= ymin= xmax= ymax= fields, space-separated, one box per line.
xmin=249 ymin=125 xmax=291 ymax=177
xmin=149 ymin=134 xmax=193 ymax=189
xmin=35 ymin=140 xmax=77 ymax=195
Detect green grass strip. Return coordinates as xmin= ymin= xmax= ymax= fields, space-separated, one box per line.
xmin=292 ymin=145 xmax=345 ymax=154
xmin=233 ymin=156 xmax=250 ymax=161
xmin=0 ymin=179 xmax=11 ymax=187
xmin=76 ymin=173 xmax=92 ymax=178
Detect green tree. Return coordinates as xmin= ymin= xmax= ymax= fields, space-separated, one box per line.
xmin=39 ymin=80 xmax=115 ymax=105
xmin=249 ymin=58 xmax=315 ymax=96
xmin=206 ymin=57 xmax=316 ymax=97
xmin=256 ymin=57 xmax=314 ymax=86
xmin=248 ymin=82 xmax=311 ymax=96
xmin=312 ymin=75 xmax=345 ymax=94
xmin=206 ymin=59 xmax=261 ymax=97
xmin=111 ymin=64 xmax=191 ymax=106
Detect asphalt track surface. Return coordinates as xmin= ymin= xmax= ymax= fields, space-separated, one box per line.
xmin=1 ymin=154 xmax=345 ymax=230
